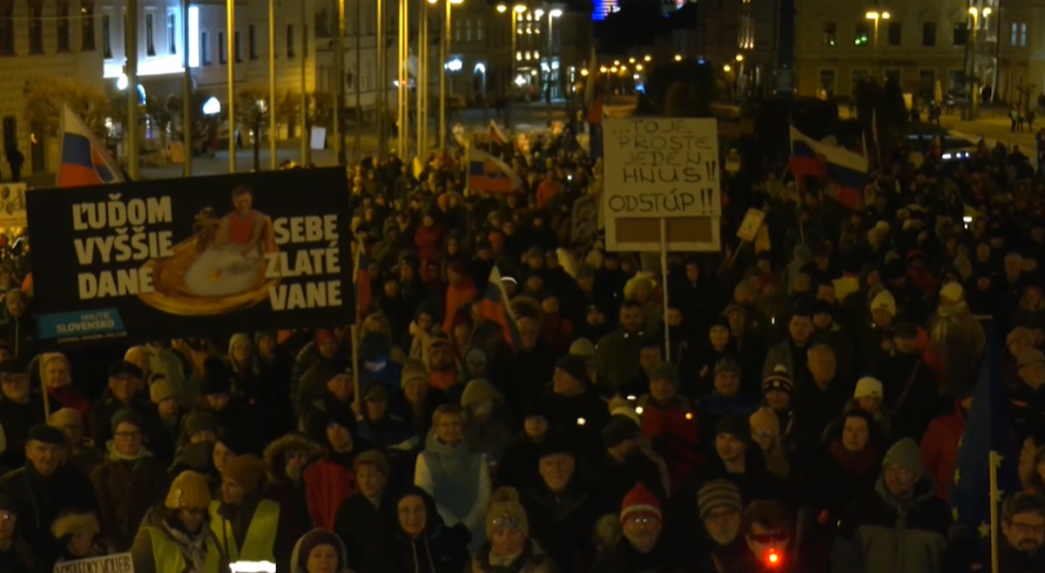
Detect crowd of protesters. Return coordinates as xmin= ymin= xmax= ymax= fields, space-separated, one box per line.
xmin=0 ymin=128 xmax=1044 ymax=573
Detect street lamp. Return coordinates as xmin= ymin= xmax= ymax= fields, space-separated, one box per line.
xmin=674 ymin=54 xmax=682 ymax=61
xmin=599 ymin=66 xmax=607 ymax=73
xmin=635 ymin=64 xmax=643 ymax=71
xmin=865 ymin=11 xmax=890 ymax=79
xmin=723 ymin=64 xmax=731 ymax=72
xmin=644 ymin=55 xmax=651 ymax=61
xmin=968 ymin=6 xmax=991 ymax=118
xmin=580 ymin=68 xmax=588 ymax=76
xmin=496 ymin=4 xmax=526 ymax=127
xmin=735 ymin=54 xmax=743 ymax=62
xmin=628 ymin=57 xmax=635 ymax=63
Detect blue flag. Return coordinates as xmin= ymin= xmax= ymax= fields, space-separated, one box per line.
xmin=950 ymin=322 xmax=1021 ymax=553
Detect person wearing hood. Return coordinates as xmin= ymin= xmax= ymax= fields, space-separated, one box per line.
xmin=303 ymin=404 xmax=364 ymax=530
xmin=499 ymin=401 xmax=552 ymax=491
xmin=131 ymin=470 xmax=224 ymax=573
xmin=224 ymin=333 xmax=260 ymax=403
xmin=426 ymin=338 xmax=461 ymax=393
xmin=471 ymin=486 xmax=556 ymax=573
xmin=680 ymin=317 xmax=738 ymax=397
xmin=592 ymin=483 xmax=682 ymax=573
xmin=48 ymin=407 xmax=104 ymax=477
xmin=0 ymin=356 xmax=46 ymax=469
xmin=91 ymin=409 xmax=170 ymax=551
xmin=89 ymin=360 xmax=162 ymax=450
xmin=364 ymin=486 xmax=471 ymax=573
xmin=831 ymin=438 xmax=953 ymax=573
xmin=0 ymin=424 xmax=99 ymax=565
xmin=265 ymin=433 xmax=319 ymax=549
xmin=699 ymin=358 xmax=758 ymax=445
xmin=415 ymin=404 xmax=491 ymax=551
xmin=51 ymin=509 xmax=107 ymax=564
xmin=212 ymin=454 xmax=294 ymax=571
xmin=461 ymin=378 xmax=515 ymax=464
xmin=535 ymin=354 xmax=610 ymax=458
xmin=335 ymin=451 xmax=393 ymax=571
xmin=461 ymin=344 xmax=490 ymax=384
xmin=0 ymin=493 xmax=32 ymax=573
xmin=292 ymin=528 xmax=354 ymax=573
xmin=593 ymin=412 xmax=669 ymax=514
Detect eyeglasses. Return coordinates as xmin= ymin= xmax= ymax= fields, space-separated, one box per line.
xmin=628 ymin=516 xmax=657 ymax=525
xmin=750 ymin=531 xmax=789 ymax=544
xmin=491 ymin=515 xmax=520 ymax=528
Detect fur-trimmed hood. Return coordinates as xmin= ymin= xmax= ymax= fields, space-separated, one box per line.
xmin=264 ymin=433 xmax=321 ymax=483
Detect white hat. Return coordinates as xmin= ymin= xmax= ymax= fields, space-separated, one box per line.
xmin=870 ymin=290 xmax=897 ymax=315
xmin=854 ymin=377 xmax=884 ymax=400
xmin=940 ymin=282 xmax=964 ymax=303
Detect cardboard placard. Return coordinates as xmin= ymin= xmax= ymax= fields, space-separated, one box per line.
xmin=736 ymin=208 xmax=765 ymax=242
xmin=54 ymin=553 xmax=134 ymax=573
xmin=602 ymin=117 xmax=721 ymax=252
xmin=0 ymin=183 xmax=28 ymax=229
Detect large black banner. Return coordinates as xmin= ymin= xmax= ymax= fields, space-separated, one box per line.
xmin=27 ymin=168 xmax=354 ymax=346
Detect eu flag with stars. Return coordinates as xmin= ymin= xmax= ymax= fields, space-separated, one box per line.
xmin=950 ymin=323 xmax=1020 ymax=553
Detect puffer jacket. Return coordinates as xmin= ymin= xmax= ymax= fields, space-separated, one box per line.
xmin=831 ymin=472 xmax=953 ymax=573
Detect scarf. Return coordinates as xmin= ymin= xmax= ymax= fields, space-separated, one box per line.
xmin=107 ymin=444 xmax=152 ymax=462
xmin=162 ymin=518 xmax=209 ymax=572
xmin=829 ymin=440 xmax=880 ymax=473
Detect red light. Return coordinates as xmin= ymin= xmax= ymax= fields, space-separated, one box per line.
xmin=766 ymin=550 xmax=781 ymax=567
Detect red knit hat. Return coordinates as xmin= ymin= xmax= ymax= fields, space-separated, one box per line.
xmin=620 ymin=484 xmax=662 ymax=525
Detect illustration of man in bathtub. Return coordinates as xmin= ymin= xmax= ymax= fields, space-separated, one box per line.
xmin=183 ymin=185 xmax=274 ymax=298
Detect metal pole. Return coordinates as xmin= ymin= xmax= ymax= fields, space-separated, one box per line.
xmin=397 ymin=0 xmax=407 ymax=158
xmin=181 ymin=0 xmax=191 ymax=177
xmin=353 ymin=0 xmax=362 ymax=162
xmin=227 ymin=0 xmax=236 ymax=173
xmin=269 ymin=0 xmax=277 ymax=170
xmin=127 ymin=0 xmax=139 ymax=179
xmin=377 ymin=0 xmax=387 ymax=157
xmin=439 ymin=0 xmax=449 ymax=149
xmin=300 ymin=0 xmax=310 ymax=164
xmin=335 ymin=0 xmax=346 ymax=165
xmin=418 ymin=5 xmax=427 ymax=159
xmin=546 ymin=13 xmax=552 ymax=126
xmin=972 ymin=13 xmax=980 ymax=119
xmin=507 ymin=11 xmax=516 ymax=129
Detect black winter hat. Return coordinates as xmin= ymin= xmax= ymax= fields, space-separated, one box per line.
xmin=537 ymin=432 xmax=576 ymax=459
xmin=602 ymin=415 xmax=641 ymax=448
xmin=108 ymin=360 xmax=143 ymax=380
xmin=0 ymin=356 xmax=27 ymax=376
xmin=555 ymin=354 xmax=589 ymax=386
xmin=27 ymin=424 xmax=66 ymax=447
xmin=715 ymin=414 xmax=752 ymax=444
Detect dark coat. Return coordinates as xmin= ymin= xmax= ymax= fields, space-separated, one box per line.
xmin=363 ymin=486 xmax=471 ymax=573
xmin=521 ymin=480 xmax=600 ymax=573
xmin=90 ymin=451 xmax=171 ymax=551
xmin=0 ymin=394 xmax=45 ymax=469
xmin=334 ymin=489 xmax=393 ymax=571
xmin=88 ymin=392 xmax=163 ymax=450
xmin=0 ymin=465 xmax=100 ymax=566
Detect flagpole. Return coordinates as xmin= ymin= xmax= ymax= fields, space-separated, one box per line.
xmin=989 ymin=450 xmax=1001 ymax=573
xmin=659 ymin=217 xmax=670 ymax=362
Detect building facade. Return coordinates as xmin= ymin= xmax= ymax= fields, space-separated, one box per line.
xmin=793 ymin=0 xmax=1000 ymax=102
xmin=995 ymin=0 xmax=1043 ymax=107
xmin=0 ymin=0 xmax=105 ymax=175
xmin=697 ymin=0 xmax=791 ymax=92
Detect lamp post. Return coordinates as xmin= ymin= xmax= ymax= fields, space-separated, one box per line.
xmin=497 ymin=5 xmax=526 ymax=129
xmin=546 ymin=8 xmax=562 ymax=126
xmin=439 ymin=0 xmax=463 ymax=151
xmin=419 ymin=0 xmax=434 ymax=160
xmin=397 ymin=0 xmax=409 ymax=159
xmin=376 ymin=0 xmax=387 ymax=159
xmin=225 ymin=0 xmax=237 ymax=172
xmin=268 ymin=0 xmax=277 ymax=170
xmin=968 ymin=6 xmax=991 ymax=119
xmin=865 ymin=11 xmax=889 ymax=80
xmin=126 ymin=0 xmax=139 ymax=179
xmin=334 ymin=0 xmax=346 ymax=166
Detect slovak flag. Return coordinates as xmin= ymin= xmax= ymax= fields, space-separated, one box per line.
xmin=57 ymin=104 xmax=124 ymax=188
xmin=788 ymin=125 xmax=869 ymax=209
xmin=353 ymin=240 xmax=372 ymax=321
xmin=489 ymin=120 xmax=508 ymax=146
xmin=467 ymin=145 xmax=522 ymax=194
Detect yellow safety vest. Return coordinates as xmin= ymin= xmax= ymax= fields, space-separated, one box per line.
xmin=148 ymin=526 xmax=221 ymax=573
xmin=209 ymin=499 xmax=280 ymax=564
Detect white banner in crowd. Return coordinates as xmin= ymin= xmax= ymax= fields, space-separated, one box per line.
xmin=0 ymin=182 xmax=28 ymax=229
xmin=53 ymin=553 xmax=134 ymax=573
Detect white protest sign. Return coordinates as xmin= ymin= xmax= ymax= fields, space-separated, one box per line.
xmin=602 ymin=118 xmax=721 ymax=219
xmin=0 ymin=183 xmax=28 ymax=229
xmin=54 ymin=553 xmax=134 ymax=573
xmin=310 ymin=127 xmax=327 ymax=150
xmin=570 ymin=194 xmax=598 ymax=245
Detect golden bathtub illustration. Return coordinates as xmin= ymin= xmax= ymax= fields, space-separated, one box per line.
xmin=138 ymin=186 xmax=280 ymax=316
